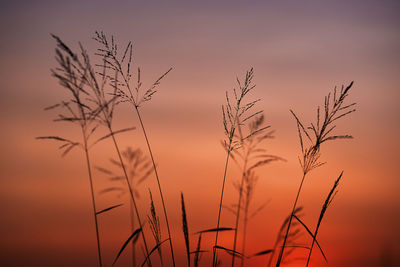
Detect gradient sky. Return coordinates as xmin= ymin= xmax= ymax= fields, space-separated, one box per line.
xmin=1 ymin=0 xmax=399 ymax=266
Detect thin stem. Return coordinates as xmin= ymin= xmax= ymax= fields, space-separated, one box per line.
xmin=109 ymin=128 xmax=152 ymax=267
xmin=114 ymin=60 xmax=176 ymax=266
xmin=275 ymin=173 xmax=307 ymax=267
xmin=213 ymin=138 xmax=233 ymax=267
xmin=267 ymin=237 xmax=278 ymax=267
xmin=241 ymin=197 xmax=249 ymax=267
xmin=135 ymin=109 xmax=176 ymax=267
xmin=305 ymin=233 xmax=316 ymax=267
xmin=232 ymin=155 xmax=249 ymax=267
xmin=82 ymin=130 xmax=103 ymax=267
xmin=130 ymin=200 xmax=136 ymax=267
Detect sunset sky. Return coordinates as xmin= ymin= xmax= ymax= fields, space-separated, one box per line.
xmin=1 ymin=0 xmax=399 ymax=266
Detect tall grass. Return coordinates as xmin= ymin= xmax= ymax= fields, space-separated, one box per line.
xmin=228 ymin=115 xmax=282 ymax=267
xmin=306 ymin=171 xmax=343 ymax=266
xmin=92 ymin=31 xmax=176 ymax=267
xmin=275 ymin=81 xmax=356 ymax=266
xmin=148 ymin=190 xmax=164 ymax=266
xmin=47 ymin=34 xmax=156 ymax=266
xmin=97 ymin=147 xmax=153 ymax=267
xmin=38 ymin=34 xmax=107 ymax=267
xmin=213 ymin=68 xmax=266 ymax=266
xmin=267 ymin=207 xmax=303 ymax=267
xmin=41 ymin=32 xmax=357 ymax=267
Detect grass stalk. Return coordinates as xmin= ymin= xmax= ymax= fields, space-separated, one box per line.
xmin=231 ymin=115 xmax=278 ymax=267
xmin=276 ymin=82 xmax=355 ymax=266
xmin=306 ymin=171 xmax=343 ymax=266
xmin=82 ymin=135 xmax=103 ymax=267
xmin=135 ymin=108 xmax=176 ymax=267
xmin=148 ymin=190 xmax=164 ymax=266
xmin=213 ymin=143 xmax=234 ymax=266
xmin=108 ymin=128 xmax=152 ymax=267
xmin=213 ymin=68 xmax=260 ymax=266
xmin=42 ymin=34 xmax=111 ymax=267
xmin=275 ymin=173 xmax=306 ymax=266
xmin=130 ymin=199 xmax=136 ymax=267
xmin=93 ymin=32 xmax=176 ymax=265
xmin=240 ymin=188 xmax=249 ymax=267
xmin=232 ymin=154 xmax=249 ymax=267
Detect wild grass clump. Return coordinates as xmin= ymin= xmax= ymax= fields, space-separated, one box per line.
xmin=40 ymin=31 xmax=356 ymax=267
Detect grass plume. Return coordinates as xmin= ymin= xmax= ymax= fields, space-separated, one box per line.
xmin=213 ymin=68 xmax=264 ymax=266
xmin=148 ymin=190 xmax=163 ymax=266
xmin=93 ymin=31 xmax=175 ymax=266
xmin=54 ymin=33 xmax=154 ymax=266
xmin=276 ymin=82 xmax=356 ymax=267
xmin=38 ymin=34 xmax=109 ymax=267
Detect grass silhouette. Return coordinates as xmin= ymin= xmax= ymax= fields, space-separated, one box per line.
xmin=227 ymin=114 xmax=283 ymax=267
xmin=213 ymin=68 xmax=267 ymax=266
xmin=39 ymin=32 xmax=357 ymax=267
xmin=276 ymin=81 xmax=356 ymax=267
xmin=97 ymin=147 xmax=153 ymax=266
xmin=93 ymin=31 xmax=175 ymax=267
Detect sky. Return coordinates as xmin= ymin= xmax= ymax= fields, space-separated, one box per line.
xmin=0 ymin=0 xmax=399 ymax=266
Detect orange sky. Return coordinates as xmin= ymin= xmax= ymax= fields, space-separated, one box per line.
xmin=1 ymin=0 xmax=399 ymax=266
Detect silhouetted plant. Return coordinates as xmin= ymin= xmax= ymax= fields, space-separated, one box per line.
xmin=306 ymin=171 xmax=343 ymax=266
xmin=40 ymin=32 xmax=357 ymax=267
xmin=213 ymin=68 xmax=266 ymax=266
xmin=93 ymin=31 xmax=176 ymax=267
xmin=181 ymin=193 xmax=191 ymax=267
xmin=148 ymin=190 xmax=163 ymax=266
xmin=49 ymin=33 xmax=155 ymax=266
xmin=37 ymin=34 xmax=108 ymax=267
xmin=276 ymin=82 xmax=356 ymax=266
xmin=97 ymin=147 xmax=153 ymax=267
xmin=267 ymin=207 xmax=318 ymax=266
xmin=226 ymin=114 xmax=283 ymax=267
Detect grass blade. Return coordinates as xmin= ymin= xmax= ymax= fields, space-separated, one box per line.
xmin=140 ymin=239 xmax=170 ymax=267
xmin=112 ymin=227 xmax=142 ymax=266
xmin=194 ymin=233 xmax=202 ymax=267
xmin=92 ymin=126 xmax=136 ymax=146
xmin=196 ymin=227 xmax=234 ymax=234
xmin=181 ymin=193 xmax=190 ymax=267
xmin=292 ymin=214 xmax=327 ymax=262
xmin=214 ymin=245 xmax=244 ymax=258
xmin=96 ymin=203 xmax=123 ymax=215
xmin=250 ymin=249 xmax=274 ymax=257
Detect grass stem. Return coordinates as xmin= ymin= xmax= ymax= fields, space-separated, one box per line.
xmin=83 ymin=138 xmax=103 ymax=267
xmin=135 ymin=108 xmax=176 ymax=267
xmin=108 ymin=128 xmax=152 ymax=267
xmin=275 ymin=173 xmax=306 ymax=267
xmin=213 ymin=141 xmax=234 ymax=266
